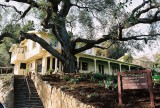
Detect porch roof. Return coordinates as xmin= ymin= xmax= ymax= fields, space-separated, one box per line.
xmin=77 ymin=53 xmax=141 ymax=67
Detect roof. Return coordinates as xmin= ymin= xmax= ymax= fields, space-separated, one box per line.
xmin=77 ymin=53 xmax=140 ymax=67
xmin=9 ymin=44 xmax=20 ymax=52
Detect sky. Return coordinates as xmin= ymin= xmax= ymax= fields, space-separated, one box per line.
xmin=1 ymin=0 xmax=160 ymax=60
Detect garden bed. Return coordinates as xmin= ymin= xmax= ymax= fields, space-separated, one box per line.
xmin=39 ymin=73 xmax=160 ymax=108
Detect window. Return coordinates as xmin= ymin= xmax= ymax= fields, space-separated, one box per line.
xmin=36 ymin=58 xmax=42 ymax=73
xmin=47 ymin=57 xmax=50 ymax=71
xmin=20 ymin=63 xmax=26 ymax=69
xmin=52 ymin=58 xmax=55 ymax=70
xmin=82 ymin=62 xmax=88 ymax=71
xmin=99 ymin=64 xmax=104 ymax=74
xmin=112 ymin=66 xmax=119 ymax=74
xmin=37 ymin=64 xmax=42 ymax=72
xmin=50 ymin=39 xmax=58 ymax=47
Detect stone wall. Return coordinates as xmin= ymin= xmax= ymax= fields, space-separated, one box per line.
xmin=32 ymin=75 xmax=95 ymax=108
xmin=0 ymin=75 xmax=14 ymax=108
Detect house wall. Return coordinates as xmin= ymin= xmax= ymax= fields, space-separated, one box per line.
xmin=78 ymin=58 xmax=131 ymax=75
xmin=10 ymin=31 xmax=138 ymax=75
xmin=13 ymin=62 xmax=26 ymax=75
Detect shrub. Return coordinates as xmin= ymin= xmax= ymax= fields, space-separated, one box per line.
xmin=104 ymin=75 xmax=118 ymax=90
xmin=94 ymin=73 xmax=106 ymax=80
xmin=87 ymin=93 xmax=99 ymax=99
xmin=98 ymin=80 xmax=104 ymax=86
xmin=152 ymin=71 xmax=160 ymax=76
xmin=63 ymin=75 xmax=70 ymax=81
xmin=90 ymin=75 xmax=96 ymax=82
xmin=69 ymin=78 xmax=80 ymax=83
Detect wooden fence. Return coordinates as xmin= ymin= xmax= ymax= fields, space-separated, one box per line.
xmin=0 ymin=67 xmax=13 ymax=74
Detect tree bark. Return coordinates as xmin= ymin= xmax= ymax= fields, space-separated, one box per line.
xmin=62 ymin=53 xmax=76 ymax=73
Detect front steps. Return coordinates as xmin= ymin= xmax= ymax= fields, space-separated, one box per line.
xmin=14 ymin=75 xmax=44 ymax=108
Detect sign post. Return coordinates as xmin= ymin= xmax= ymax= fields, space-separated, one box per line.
xmin=118 ymin=69 xmax=155 ymax=108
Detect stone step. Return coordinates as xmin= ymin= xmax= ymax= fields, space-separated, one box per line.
xmin=14 ymin=75 xmax=44 ymax=108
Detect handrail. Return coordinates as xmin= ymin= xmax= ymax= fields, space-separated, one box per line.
xmin=25 ymin=76 xmax=31 ymax=101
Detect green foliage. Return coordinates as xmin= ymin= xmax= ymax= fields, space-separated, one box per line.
xmin=63 ymin=75 xmax=70 ymax=81
xmin=154 ymin=53 xmax=160 ymax=68
xmin=152 ymin=70 xmax=160 ymax=76
xmin=93 ymin=73 xmax=106 ymax=80
xmin=69 ymin=78 xmax=80 ymax=84
xmin=0 ymin=45 xmax=10 ymax=66
xmin=87 ymin=92 xmax=99 ymax=99
xmin=90 ymin=75 xmax=96 ymax=82
xmin=22 ymin=20 xmax=34 ymax=32
xmin=96 ymin=41 xmax=128 ymax=59
xmin=47 ymin=69 xmax=54 ymax=74
xmin=123 ymin=53 xmax=133 ymax=63
xmin=98 ymin=80 xmax=104 ymax=86
xmin=104 ymin=75 xmax=118 ymax=90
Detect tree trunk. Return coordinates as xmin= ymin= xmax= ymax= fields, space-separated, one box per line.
xmin=62 ymin=54 xmax=77 ymax=73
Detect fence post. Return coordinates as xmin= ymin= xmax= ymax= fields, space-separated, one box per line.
xmin=148 ymin=71 xmax=155 ymax=108
xmin=118 ymin=73 xmax=122 ymax=105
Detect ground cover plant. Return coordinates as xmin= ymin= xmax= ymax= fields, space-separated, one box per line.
xmin=39 ymin=72 xmax=160 ymax=108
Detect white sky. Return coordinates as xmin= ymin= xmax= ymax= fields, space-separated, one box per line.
xmin=1 ymin=0 xmax=160 ymax=60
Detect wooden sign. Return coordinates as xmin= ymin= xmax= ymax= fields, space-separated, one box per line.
xmin=118 ymin=70 xmax=155 ymax=108
xmin=122 ymin=75 xmax=148 ymax=89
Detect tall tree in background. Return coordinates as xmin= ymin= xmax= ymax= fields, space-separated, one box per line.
xmin=96 ymin=41 xmax=128 ymax=59
xmin=0 ymin=0 xmax=160 ymax=72
xmin=0 ymin=21 xmax=34 ymax=66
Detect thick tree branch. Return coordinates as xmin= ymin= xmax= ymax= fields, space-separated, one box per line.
xmin=0 ymin=33 xmax=13 ymax=44
xmin=20 ymin=31 xmax=65 ymax=62
xmin=0 ymin=4 xmax=22 ymax=14
xmin=20 ymin=5 xmax=32 ymax=19
xmin=73 ymin=35 xmax=111 ymax=54
xmin=131 ymin=0 xmax=149 ymax=17
xmin=58 ymin=0 xmax=71 ymax=18
xmin=6 ymin=0 xmax=39 ymax=8
xmin=41 ymin=7 xmax=52 ymax=28
xmin=93 ymin=42 xmax=114 ymax=50
xmin=137 ymin=16 xmax=160 ymax=24
xmin=136 ymin=4 xmax=160 ymax=18
xmin=71 ymin=4 xmax=89 ymax=9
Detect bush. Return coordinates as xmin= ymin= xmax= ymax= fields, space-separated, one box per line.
xmin=69 ymin=78 xmax=80 ymax=83
xmin=87 ymin=93 xmax=100 ymax=99
xmin=98 ymin=80 xmax=104 ymax=86
xmin=63 ymin=75 xmax=70 ymax=81
xmin=152 ymin=71 xmax=160 ymax=76
xmin=104 ymin=75 xmax=118 ymax=90
xmin=93 ymin=73 xmax=106 ymax=80
xmin=90 ymin=75 xmax=96 ymax=82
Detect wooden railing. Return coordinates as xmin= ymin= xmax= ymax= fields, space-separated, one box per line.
xmin=0 ymin=67 xmax=13 ymax=74
xmin=25 ymin=76 xmax=31 ymax=101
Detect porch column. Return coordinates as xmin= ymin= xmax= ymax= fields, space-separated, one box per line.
xmin=77 ymin=57 xmax=79 ymax=71
xmin=42 ymin=57 xmax=47 ymax=75
xmin=55 ymin=58 xmax=58 ymax=71
xmin=108 ymin=61 xmax=111 ymax=75
xmin=119 ymin=64 xmax=122 ymax=72
xmin=94 ymin=59 xmax=97 ymax=73
xmin=50 ymin=57 xmax=53 ymax=69
xmin=129 ymin=65 xmax=131 ymax=71
xmin=59 ymin=61 xmax=61 ymax=72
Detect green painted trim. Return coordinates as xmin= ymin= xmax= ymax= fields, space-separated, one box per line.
xmin=76 ymin=53 xmax=140 ymax=67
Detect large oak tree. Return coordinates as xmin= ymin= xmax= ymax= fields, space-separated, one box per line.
xmin=0 ymin=0 xmax=160 ymax=73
